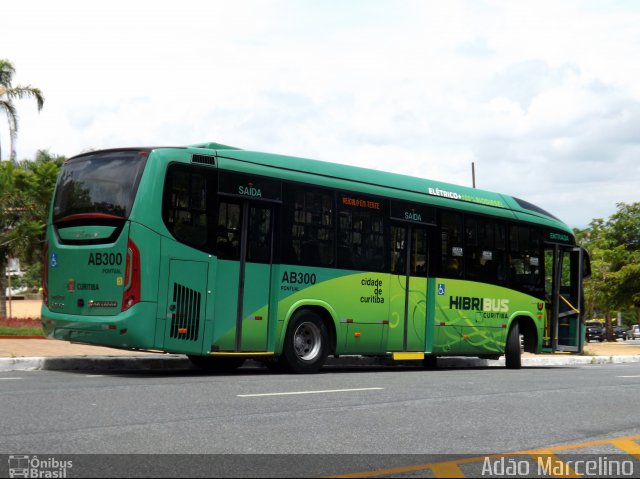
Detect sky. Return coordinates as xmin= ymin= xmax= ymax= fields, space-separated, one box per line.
xmin=1 ymin=0 xmax=639 ymax=228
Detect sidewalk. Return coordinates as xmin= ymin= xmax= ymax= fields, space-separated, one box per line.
xmin=0 ymin=338 xmax=189 ymax=372
xmin=1 ymin=337 xmax=640 ymax=372
xmin=0 ymin=338 xmax=156 ymax=358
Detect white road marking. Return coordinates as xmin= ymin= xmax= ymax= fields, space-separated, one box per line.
xmin=0 ymin=377 xmax=22 ymax=380
xmin=617 ymin=375 xmax=640 ymax=378
xmin=238 ymin=387 xmax=383 ymax=398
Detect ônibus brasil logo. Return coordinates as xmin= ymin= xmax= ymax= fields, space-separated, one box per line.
xmin=8 ymin=455 xmax=73 ymax=478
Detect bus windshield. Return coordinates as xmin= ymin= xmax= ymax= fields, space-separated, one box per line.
xmin=53 ymin=150 xmax=147 ymax=222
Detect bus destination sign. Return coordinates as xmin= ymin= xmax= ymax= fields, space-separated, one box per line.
xmin=219 ymin=171 xmax=282 ymax=202
xmin=390 ymin=201 xmax=436 ymax=224
xmin=547 ymin=230 xmax=572 ymax=244
xmin=340 ymin=195 xmax=381 ymax=210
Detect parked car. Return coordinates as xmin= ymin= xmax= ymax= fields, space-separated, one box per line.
xmin=613 ymin=326 xmax=628 ymax=341
xmin=627 ymin=325 xmax=640 ymax=341
xmin=585 ymin=321 xmax=605 ymax=342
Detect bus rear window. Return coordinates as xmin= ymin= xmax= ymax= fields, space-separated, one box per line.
xmin=53 ymin=151 xmax=148 ymax=222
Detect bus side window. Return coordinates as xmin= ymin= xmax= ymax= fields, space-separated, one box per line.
xmin=216 ymin=202 xmax=241 ymax=260
xmin=465 ymin=216 xmax=506 ymax=284
xmin=282 ymin=184 xmax=334 ymax=267
xmin=163 ymin=166 xmax=208 ymax=249
xmin=495 ymin=223 xmax=507 ymax=282
xmin=439 ymin=211 xmax=463 ymax=279
xmin=390 ymin=225 xmax=406 ymax=275
xmin=338 ymin=195 xmax=387 ymax=272
xmin=247 ymin=206 xmax=272 ymax=263
xmin=508 ymin=225 xmax=543 ymax=294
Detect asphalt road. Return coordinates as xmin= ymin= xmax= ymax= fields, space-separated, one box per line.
xmin=2 ymin=362 xmax=640 ymax=477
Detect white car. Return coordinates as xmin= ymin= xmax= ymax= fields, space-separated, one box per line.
xmin=4 ymin=287 xmax=28 ymax=297
xmin=627 ymin=325 xmax=640 ymax=340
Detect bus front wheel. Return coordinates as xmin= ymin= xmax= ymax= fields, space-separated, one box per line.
xmin=505 ymin=322 xmax=522 ymax=369
xmin=280 ymin=309 xmax=329 ymax=374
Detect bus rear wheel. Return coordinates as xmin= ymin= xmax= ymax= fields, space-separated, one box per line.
xmin=505 ymin=322 xmax=522 ymax=369
xmin=280 ymin=309 xmax=329 ymax=374
xmin=188 ymin=355 xmax=246 ymax=372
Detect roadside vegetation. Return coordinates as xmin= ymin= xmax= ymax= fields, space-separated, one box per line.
xmin=0 ymin=317 xmax=44 ymax=336
xmin=1 ymin=150 xmax=64 ymax=321
xmin=576 ymin=202 xmax=640 ymax=338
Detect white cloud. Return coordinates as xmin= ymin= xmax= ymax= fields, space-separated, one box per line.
xmin=1 ymin=0 xmax=639 ymax=227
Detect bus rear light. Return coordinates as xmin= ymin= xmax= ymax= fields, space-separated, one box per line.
xmin=122 ymin=239 xmax=141 ymax=312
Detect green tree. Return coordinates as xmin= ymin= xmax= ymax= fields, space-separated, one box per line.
xmin=0 ymin=59 xmax=44 ymax=162
xmin=577 ymin=202 xmax=640 ymax=337
xmin=606 ymin=203 xmax=640 ymax=324
xmin=575 ymin=219 xmax=613 ymax=320
xmin=0 ymin=150 xmax=62 ymax=317
xmin=0 ymin=160 xmax=15 ymax=317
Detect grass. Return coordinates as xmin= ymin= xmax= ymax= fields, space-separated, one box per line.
xmin=0 ymin=317 xmax=45 ymax=337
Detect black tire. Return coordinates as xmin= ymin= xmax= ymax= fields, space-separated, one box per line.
xmin=505 ymin=322 xmax=521 ymax=369
xmin=423 ymin=355 xmax=438 ymax=369
xmin=280 ymin=309 xmax=329 ymax=374
xmin=188 ymin=355 xmax=245 ymax=372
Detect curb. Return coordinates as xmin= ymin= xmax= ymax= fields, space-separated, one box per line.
xmin=0 ymin=355 xmax=190 ymax=372
xmin=2 ymin=354 xmax=640 ymax=372
xmin=0 ymin=336 xmax=46 ymax=339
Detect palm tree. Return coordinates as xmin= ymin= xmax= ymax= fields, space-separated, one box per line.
xmin=0 ymin=59 xmax=44 ymax=163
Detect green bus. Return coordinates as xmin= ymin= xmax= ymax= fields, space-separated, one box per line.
xmin=41 ymin=142 xmax=590 ymax=372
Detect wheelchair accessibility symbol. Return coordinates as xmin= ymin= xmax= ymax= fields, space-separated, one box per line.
xmin=438 ymin=283 xmax=445 ymax=296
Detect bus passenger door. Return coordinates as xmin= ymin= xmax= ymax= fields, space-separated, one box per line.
xmin=214 ymin=200 xmax=274 ymax=352
xmin=388 ymin=223 xmax=429 ymax=352
xmin=547 ymin=246 xmax=585 ymax=352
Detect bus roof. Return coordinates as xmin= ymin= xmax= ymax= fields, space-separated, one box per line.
xmin=178 ymin=143 xmax=572 ymax=234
